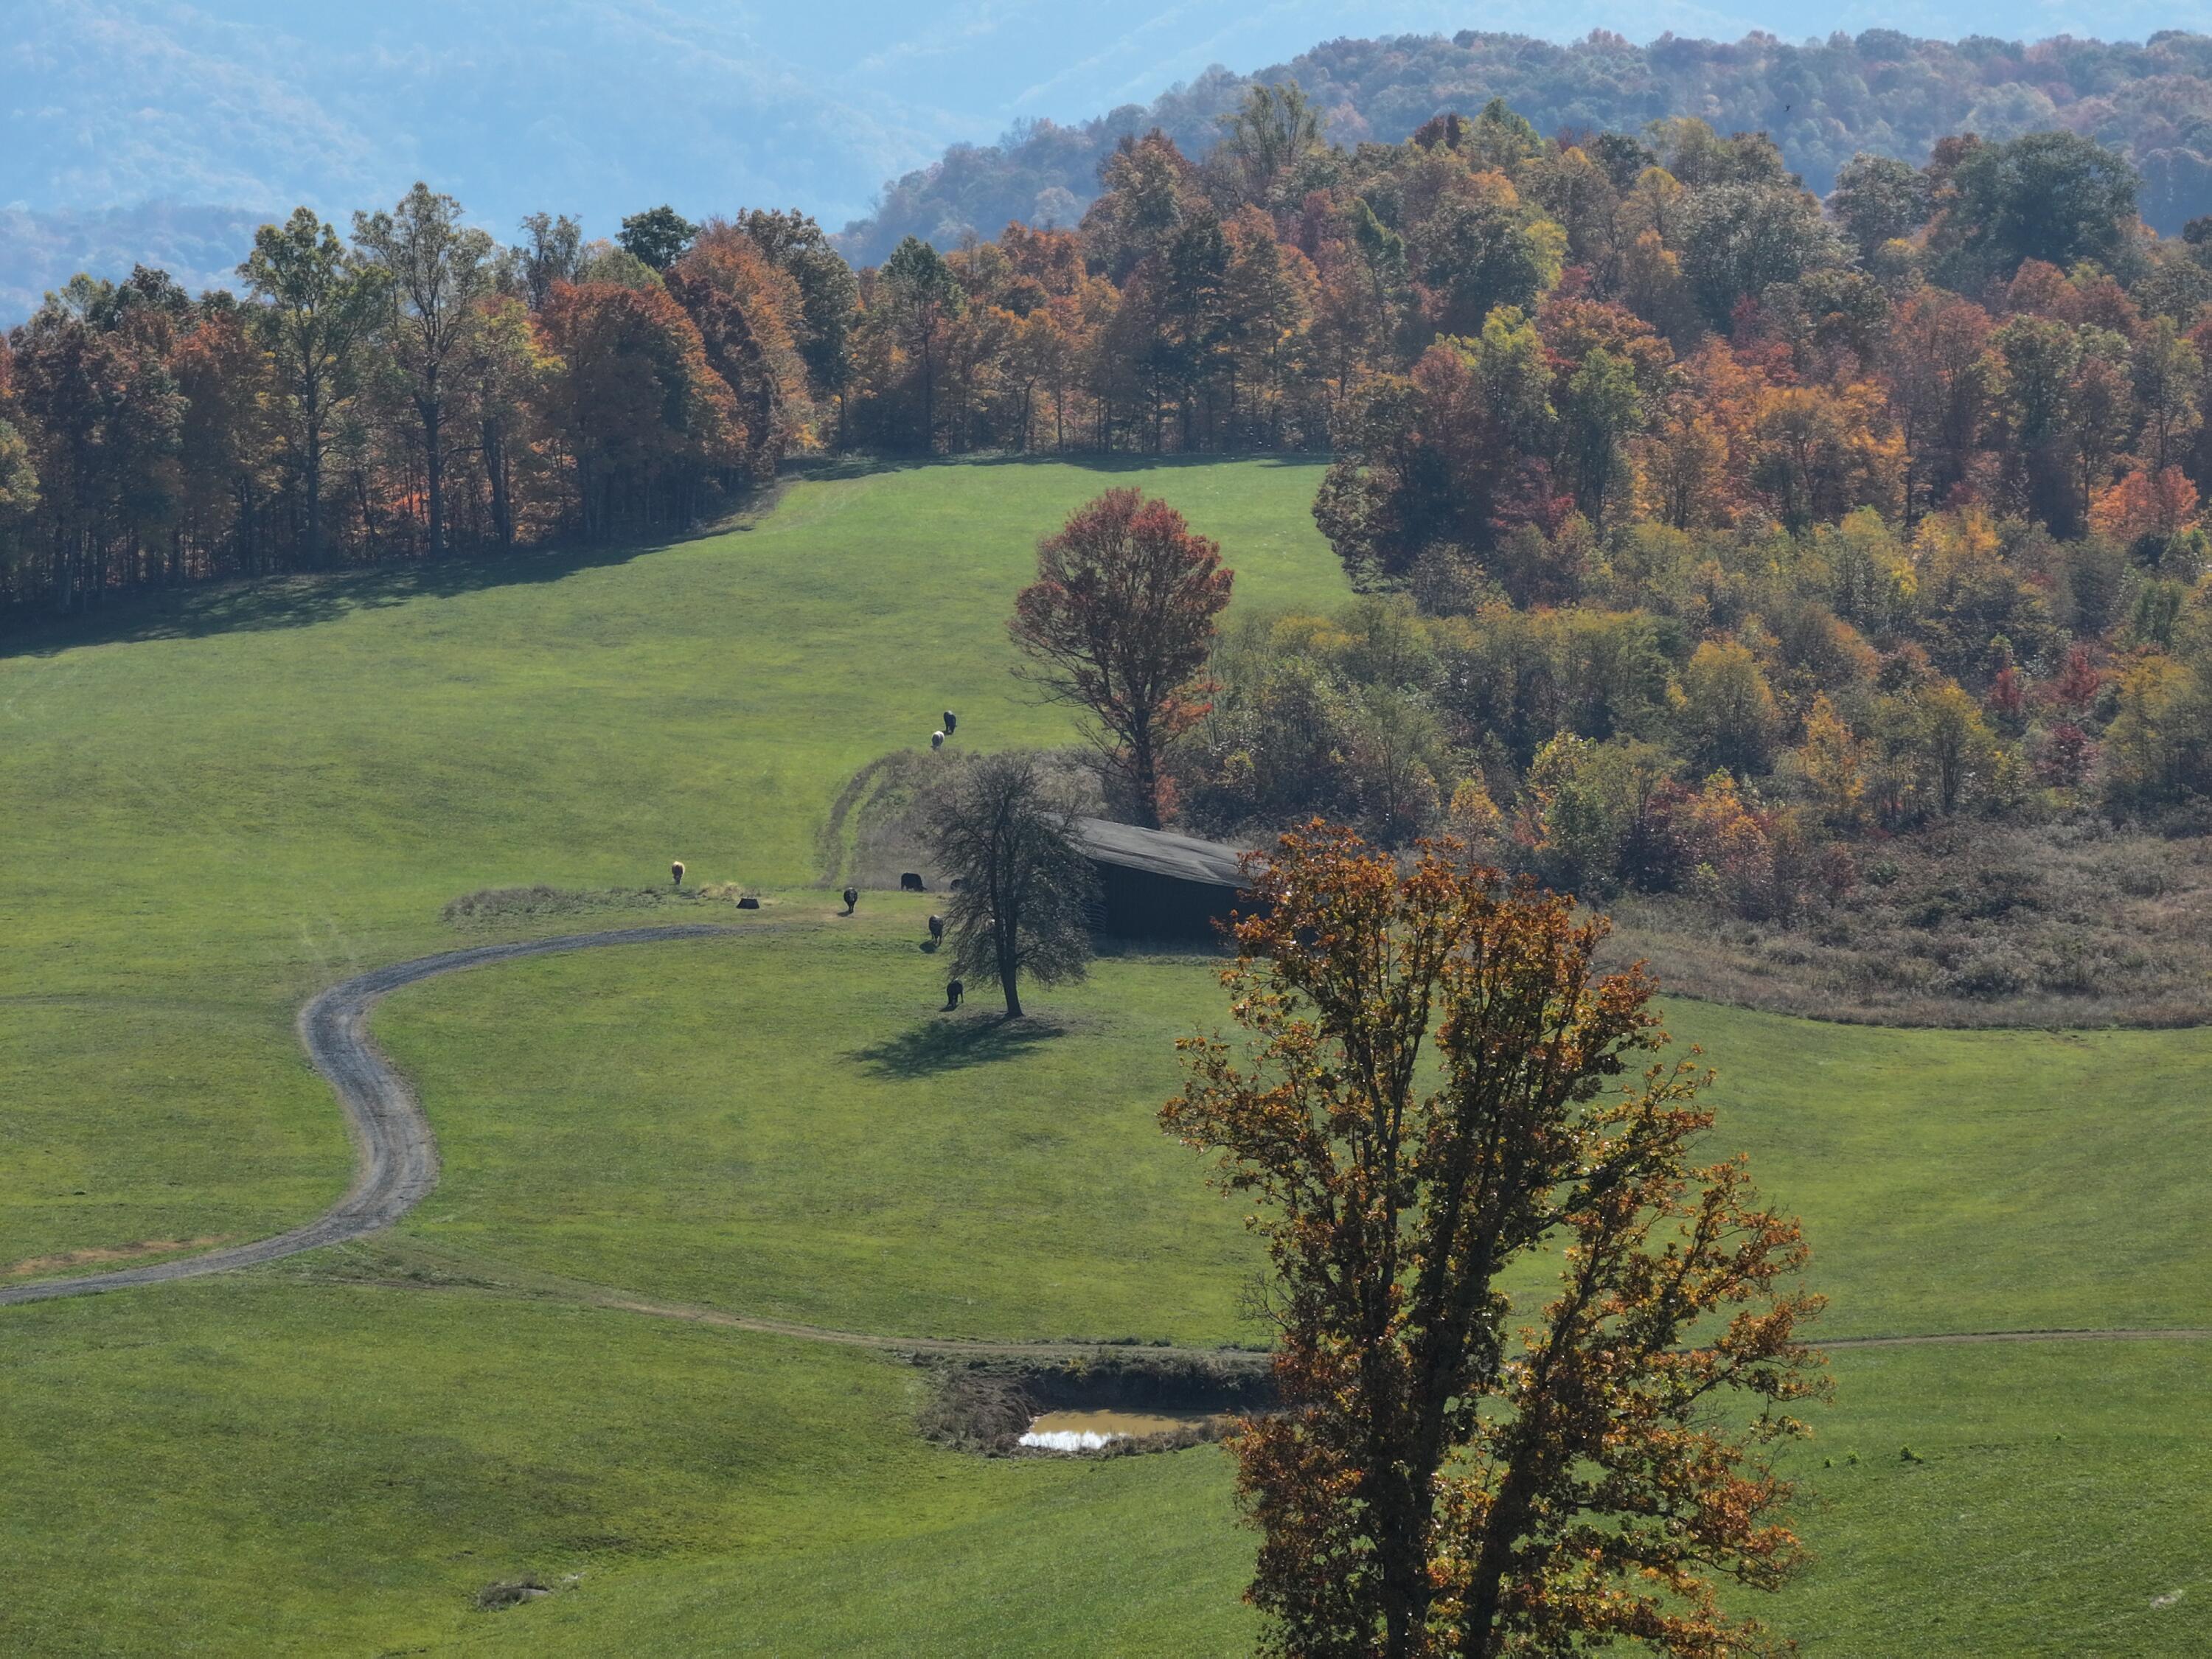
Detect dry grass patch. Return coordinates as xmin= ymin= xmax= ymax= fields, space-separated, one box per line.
xmin=4 ymin=1234 xmax=231 ymax=1279
xmin=1606 ymin=821 xmax=2212 ymax=1026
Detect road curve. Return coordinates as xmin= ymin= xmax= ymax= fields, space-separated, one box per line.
xmin=0 ymin=925 xmax=736 ymax=1308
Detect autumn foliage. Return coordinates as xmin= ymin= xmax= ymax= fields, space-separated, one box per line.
xmin=1010 ymin=488 xmax=1234 ymax=827
xmin=1164 ymin=824 xmax=1826 ymax=1658
xmin=10 ymin=91 xmax=2212 ymax=840
xmin=9 ymin=91 xmax=2212 ymax=643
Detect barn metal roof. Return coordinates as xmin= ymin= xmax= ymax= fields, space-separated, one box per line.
xmin=1073 ymin=817 xmax=1251 ymax=888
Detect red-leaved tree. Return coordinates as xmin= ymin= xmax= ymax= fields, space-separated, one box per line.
xmin=1010 ymin=487 xmax=1234 ymax=827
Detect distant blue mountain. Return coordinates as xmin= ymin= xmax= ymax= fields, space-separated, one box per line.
xmin=0 ymin=204 xmax=268 ymax=321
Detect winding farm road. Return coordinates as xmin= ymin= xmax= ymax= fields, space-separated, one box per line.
xmin=3 ymin=924 xmax=2208 ymax=1357
xmin=0 ymin=925 xmax=734 ymax=1310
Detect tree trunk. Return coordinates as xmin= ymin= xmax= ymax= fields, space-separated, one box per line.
xmin=423 ymin=383 xmax=445 ymax=557
xmin=919 ymin=329 xmax=936 ymax=453
xmin=483 ymin=417 xmax=513 ymax=547
xmin=995 ymin=912 xmax=1023 ymax=1018
xmin=305 ymin=415 xmax=323 ymax=568
xmin=1128 ymin=714 xmax=1163 ymax=830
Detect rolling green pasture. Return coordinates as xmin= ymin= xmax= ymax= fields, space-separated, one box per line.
xmin=3 ymin=456 xmax=2210 ymax=1656
xmin=370 ymin=905 xmax=2212 ymax=1346
xmin=1 ymin=456 xmax=1342 ymax=1271
xmin=2 ymin=1278 xmax=2203 ymax=1657
xmin=0 ymin=1279 xmax=1260 ymax=1658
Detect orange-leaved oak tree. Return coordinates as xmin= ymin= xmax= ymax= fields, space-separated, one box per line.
xmin=1163 ymin=823 xmax=1826 ymax=1659
xmin=1010 ymin=487 xmax=1233 ymax=828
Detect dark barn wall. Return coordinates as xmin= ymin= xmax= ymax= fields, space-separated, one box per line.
xmin=1090 ymin=860 xmax=1241 ymax=940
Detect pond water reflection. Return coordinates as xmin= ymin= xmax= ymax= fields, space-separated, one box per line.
xmin=1016 ymin=1408 xmax=1222 ymax=1451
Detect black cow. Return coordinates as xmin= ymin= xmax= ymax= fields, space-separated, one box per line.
xmin=945 ymin=978 xmax=964 ymax=1009
xmin=927 ymin=914 xmax=945 ymax=946
xmin=900 ymin=872 xmax=926 ymax=892
xmin=841 ymin=886 xmax=859 ymax=914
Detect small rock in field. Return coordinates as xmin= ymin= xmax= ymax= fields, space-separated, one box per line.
xmin=476 ymin=1579 xmax=551 ymax=1610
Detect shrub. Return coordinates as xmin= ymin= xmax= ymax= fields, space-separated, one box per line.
xmin=1938 ymin=947 xmax=2030 ymax=998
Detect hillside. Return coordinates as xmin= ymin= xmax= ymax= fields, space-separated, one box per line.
xmin=0 ymin=203 xmax=270 ymax=323
xmin=1 ymin=458 xmax=2208 ymax=1654
xmin=10 ymin=20 xmax=2212 ymax=319
xmin=835 ymin=27 xmax=2212 ymax=262
xmin=11 ymin=8 xmax=2212 ymax=1650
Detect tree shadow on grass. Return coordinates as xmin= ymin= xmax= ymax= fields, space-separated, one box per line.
xmin=2 ymin=454 xmax=1327 ymax=657
xmin=852 ymin=1011 xmax=1068 ymax=1079
xmin=0 ymin=512 xmax=768 ymax=659
xmin=797 ymin=449 xmax=1332 ymax=485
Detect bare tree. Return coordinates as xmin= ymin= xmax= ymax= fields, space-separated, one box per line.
xmin=1219 ymin=80 xmax=1324 ymax=206
xmin=926 ymin=751 xmax=1097 ymax=1018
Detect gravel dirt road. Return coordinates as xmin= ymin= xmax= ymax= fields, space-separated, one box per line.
xmin=0 ymin=925 xmax=734 ymax=1308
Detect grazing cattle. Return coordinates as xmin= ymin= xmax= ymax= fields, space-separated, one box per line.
xmin=942 ymin=710 xmax=957 ymax=736
xmin=927 ymin=914 xmax=944 ymax=945
xmin=931 ymin=731 xmax=945 ymax=749
xmin=900 ymin=872 xmax=926 ymax=892
xmin=842 ymin=886 xmax=859 ymax=914
xmin=671 ymin=860 xmax=685 ymax=888
xmin=945 ymin=978 xmax=964 ymax=1009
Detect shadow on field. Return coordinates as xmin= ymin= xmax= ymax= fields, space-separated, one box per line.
xmin=800 ymin=449 xmax=1332 ymax=485
xmin=0 ymin=515 xmax=760 ymax=658
xmin=2 ymin=453 xmax=1329 ymax=656
xmin=853 ymin=1011 xmax=1068 ymax=1079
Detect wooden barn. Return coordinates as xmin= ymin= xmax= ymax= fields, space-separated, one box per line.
xmin=1073 ymin=817 xmax=1253 ymax=940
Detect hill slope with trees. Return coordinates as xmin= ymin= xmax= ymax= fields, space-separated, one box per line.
xmin=13 ymin=72 xmax=2212 ymax=1023
xmin=835 ymin=27 xmax=2212 ymax=262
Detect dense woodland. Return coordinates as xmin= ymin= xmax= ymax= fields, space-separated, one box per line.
xmin=843 ymin=27 xmax=2212 ymax=260
xmin=11 ymin=74 xmax=2212 ymax=1000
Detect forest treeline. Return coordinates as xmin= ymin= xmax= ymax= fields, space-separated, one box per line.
xmin=10 ymin=79 xmax=2212 ymax=894
xmin=841 ymin=27 xmax=2212 ymax=261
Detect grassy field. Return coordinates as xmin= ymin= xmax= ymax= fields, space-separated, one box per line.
xmin=0 ymin=1278 xmax=1260 ymax=1658
xmin=2 ymin=1276 xmax=2202 ymax=1657
xmin=1 ymin=455 xmax=1342 ymax=1272
xmin=4 ymin=455 xmax=2210 ymax=1655
xmin=377 ymin=915 xmax=1266 ymax=1346
xmin=366 ymin=903 xmax=2212 ymax=1346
